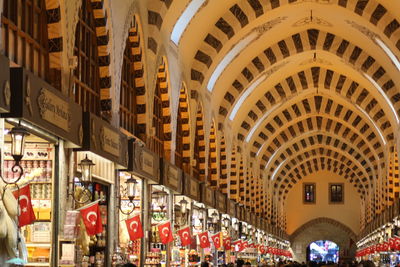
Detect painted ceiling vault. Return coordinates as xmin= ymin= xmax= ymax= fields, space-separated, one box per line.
xmin=147 ymin=0 xmax=400 ymax=226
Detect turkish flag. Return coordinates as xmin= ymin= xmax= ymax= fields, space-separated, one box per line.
xmin=158 ymin=221 xmax=174 ymax=244
xmin=233 ymin=239 xmax=243 ymax=252
xmin=211 ymin=232 xmax=222 ymax=249
xmin=80 ymin=202 xmax=103 ymax=235
xmin=125 ymin=214 xmax=143 ymax=241
xmin=242 ymin=240 xmax=249 ymax=250
xmin=13 ymin=184 xmax=36 ymax=227
xmin=223 ymin=237 xmax=232 ymax=250
xmin=177 ymin=226 xmax=191 ymax=246
xmin=389 ymin=238 xmax=395 ymax=250
xmin=198 ymin=231 xmax=210 ymax=248
xmin=260 ymin=245 xmax=266 ymax=254
xmin=395 ymin=238 xmax=400 ymax=250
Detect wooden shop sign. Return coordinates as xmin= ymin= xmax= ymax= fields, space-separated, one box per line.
xmin=183 ymin=173 xmax=200 ymax=202
xmin=215 ymin=190 xmax=227 ymax=213
xmin=201 ymin=183 xmax=215 ymax=208
xmin=127 ymin=139 xmax=160 ymax=183
xmin=78 ymin=112 xmax=128 ymax=168
xmin=237 ymin=205 xmax=245 ymax=221
xmin=227 ymin=199 xmax=237 ymax=218
xmin=3 ymin=67 xmax=82 ymax=147
xmin=0 ymin=55 xmax=10 ymax=113
xmin=161 ymin=159 xmax=182 ymax=193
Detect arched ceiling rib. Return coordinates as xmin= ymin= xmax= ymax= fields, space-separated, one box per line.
xmin=150 ymin=0 xmax=400 ymax=202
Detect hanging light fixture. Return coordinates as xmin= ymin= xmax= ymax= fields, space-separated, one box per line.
xmin=70 ymin=154 xmax=95 ymax=204
xmin=0 ymin=124 xmax=29 ymax=188
xmin=223 ymin=216 xmax=231 ymax=228
xmin=179 ymin=198 xmax=188 ymax=214
xmin=118 ymin=174 xmax=139 ymax=215
xmin=152 ymin=187 xmax=168 ymax=221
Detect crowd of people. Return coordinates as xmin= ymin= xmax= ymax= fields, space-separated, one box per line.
xmin=199 ymin=259 xmax=379 ymax=267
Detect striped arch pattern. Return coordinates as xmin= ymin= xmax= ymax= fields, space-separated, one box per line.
xmin=45 ymin=0 xmax=63 ymax=88
xmin=89 ymin=0 xmax=113 ymax=118
xmin=208 ymin=122 xmax=218 ymax=187
xmin=250 ymin=170 xmax=256 ymax=211
xmin=229 ymin=147 xmax=238 ymax=201
xmin=129 ymin=15 xmax=146 ymax=137
xmin=190 ymin=0 xmax=400 ymax=85
xmin=178 ymin=86 xmax=191 ymax=165
xmin=146 ymin=0 xmax=174 ymax=54
xmin=255 ymin=176 xmax=261 ymax=215
xmin=157 ymin=60 xmax=172 ymax=152
xmin=239 ymin=158 xmax=245 ymax=204
xmin=219 ymin=135 xmax=228 ymax=194
xmin=245 ymin=168 xmax=250 ymax=207
xmin=195 ymin=106 xmax=206 ymax=181
xmin=388 ymin=149 xmax=399 ymax=205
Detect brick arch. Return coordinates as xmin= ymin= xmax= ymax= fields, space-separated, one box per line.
xmin=191 ymin=0 xmax=399 ymax=85
xmin=229 ymin=146 xmax=239 ymax=201
xmin=175 ymin=84 xmax=191 ymax=173
xmin=193 ymin=104 xmax=206 ymax=181
xmin=149 ymin=57 xmax=172 ymax=158
xmin=217 ymin=30 xmax=399 ymax=132
xmin=89 ymin=0 xmax=113 ymax=119
xmin=290 ymin=217 xmax=357 ymax=242
xmin=146 ymin=0 xmax=175 ymax=54
xmin=275 ymin=151 xmax=369 ymax=199
xmin=208 ymin=121 xmax=218 ymax=187
xmin=219 ymin=134 xmax=228 ymax=194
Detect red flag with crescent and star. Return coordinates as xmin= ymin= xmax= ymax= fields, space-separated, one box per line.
xmin=125 ymin=214 xmax=143 ymax=241
xmin=177 ymin=226 xmax=192 ymax=246
xmin=158 ymin=221 xmax=174 ymax=244
xmin=13 ymin=184 xmax=36 ymax=227
xmin=79 ymin=202 xmax=103 ymax=235
xmin=211 ymin=232 xmax=222 ymax=249
xmin=198 ymin=231 xmax=211 ymax=248
xmin=223 ymin=237 xmax=232 ymax=250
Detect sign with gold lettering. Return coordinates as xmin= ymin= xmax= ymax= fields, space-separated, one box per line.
xmin=127 ymin=140 xmax=159 ymax=183
xmin=183 ymin=174 xmax=200 ymax=201
xmin=0 ymin=55 xmax=10 ymax=113
xmin=215 ymin=191 xmax=227 ymax=213
xmin=100 ymin=126 xmax=120 ymax=157
xmin=38 ymin=88 xmax=70 ymax=131
xmin=161 ymin=160 xmax=182 ymax=193
xmin=201 ymin=183 xmax=215 ymax=208
xmin=227 ymin=200 xmax=237 ymax=218
xmin=142 ymin=150 xmax=155 ymax=175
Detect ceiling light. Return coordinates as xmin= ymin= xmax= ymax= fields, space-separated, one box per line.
xmin=171 ymin=0 xmax=206 ymax=45
xmin=207 ymin=32 xmax=258 ymax=92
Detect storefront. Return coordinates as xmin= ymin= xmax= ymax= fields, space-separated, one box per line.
xmin=183 ymin=173 xmax=202 ymax=266
xmin=160 ymin=159 xmax=184 ymax=267
xmin=1 ymin=66 xmax=83 ymax=266
xmin=125 ymin=139 xmax=160 ymax=266
xmin=68 ymin=112 xmax=128 ymax=267
xmin=214 ymin=191 xmax=228 ymax=266
xmin=200 ymin=183 xmax=217 ymax=264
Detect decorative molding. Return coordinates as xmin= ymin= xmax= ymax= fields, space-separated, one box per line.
xmin=293 ymin=16 xmax=332 ymax=27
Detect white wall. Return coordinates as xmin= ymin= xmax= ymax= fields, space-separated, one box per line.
xmin=285 ymin=170 xmax=361 ymax=235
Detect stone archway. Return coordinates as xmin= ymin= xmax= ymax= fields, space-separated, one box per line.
xmin=290 ymin=217 xmax=357 ymax=263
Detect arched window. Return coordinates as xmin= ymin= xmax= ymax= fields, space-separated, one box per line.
xmin=73 ymin=0 xmax=101 ymax=115
xmin=2 ymin=0 xmax=59 ymax=89
xmin=120 ymin=33 xmax=137 ymax=135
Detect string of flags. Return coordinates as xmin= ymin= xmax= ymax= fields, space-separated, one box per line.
xmin=356 ymin=238 xmax=400 ymax=257
xmin=114 ymin=215 xmax=292 ymax=256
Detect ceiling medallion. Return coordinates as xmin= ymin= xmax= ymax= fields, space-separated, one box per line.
xmin=345 ymin=20 xmax=379 ymax=41
xmin=299 ymin=58 xmax=332 ymax=66
xmin=293 ymin=16 xmax=332 ymax=27
xmin=255 ymin=16 xmax=288 ymax=35
xmin=292 ymin=0 xmax=332 ymax=4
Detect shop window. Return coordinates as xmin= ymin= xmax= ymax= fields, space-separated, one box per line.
xmin=329 ymin=183 xmax=344 ymax=204
xmin=120 ymin=35 xmax=137 ymax=135
xmin=2 ymin=0 xmax=60 ymax=89
xmin=73 ymin=0 xmax=101 ymax=115
xmin=303 ymin=183 xmax=316 ymax=204
xmin=152 ymin=76 xmax=164 ymax=157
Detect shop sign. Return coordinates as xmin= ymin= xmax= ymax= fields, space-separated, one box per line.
xmin=0 ymin=55 xmax=10 ymax=113
xmin=78 ymin=112 xmax=128 ymax=168
xmin=183 ymin=173 xmax=200 ymax=202
xmin=215 ymin=191 xmax=227 ymax=213
xmin=3 ymin=67 xmax=82 ymax=147
xmin=127 ymin=139 xmax=160 ymax=183
xmin=201 ymin=183 xmax=215 ymax=208
xmin=394 ymin=199 xmax=399 ymax=217
xmin=227 ymin=199 xmax=237 ymax=218
xmin=100 ymin=126 xmax=120 ymax=157
xmin=238 ymin=205 xmax=245 ymax=221
xmin=161 ymin=159 xmax=182 ymax=193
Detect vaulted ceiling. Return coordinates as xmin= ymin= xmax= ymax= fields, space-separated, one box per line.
xmin=149 ymin=0 xmax=400 ymax=201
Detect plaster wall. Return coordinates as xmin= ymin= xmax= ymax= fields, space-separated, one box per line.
xmin=285 ymin=170 xmax=361 ymax=235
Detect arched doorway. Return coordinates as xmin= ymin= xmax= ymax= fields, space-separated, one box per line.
xmin=307 ymin=240 xmax=340 ymax=263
